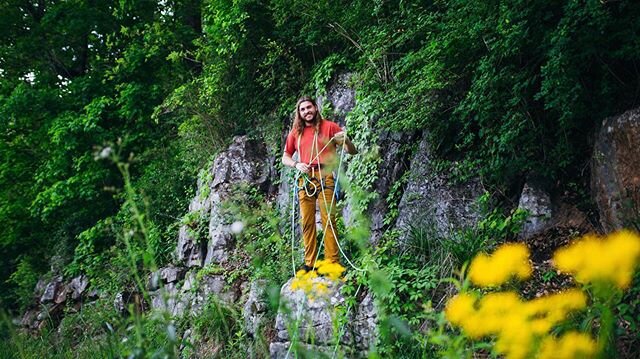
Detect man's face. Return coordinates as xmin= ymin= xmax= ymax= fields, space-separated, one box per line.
xmin=299 ymin=101 xmax=316 ymax=123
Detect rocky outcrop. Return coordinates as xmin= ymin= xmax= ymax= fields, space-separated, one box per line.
xmin=395 ymin=132 xmax=482 ymax=241
xmin=514 ymin=178 xmax=595 ymax=259
xmin=592 ymin=107 xmax=640 ymax=232
xmin=205 ymin=137 xmax=270 ymax=265
xmin=517 ymin=178 xmax=553 ymax=239
xmin=40 ymin=276 xmax=63 ymax=304
xmin=69 ymin=275 xmax=89 ymax=300
xmin=243 ymin=280 xmax=268 ymax=337
xmin=21 ymin=275 xmax=95 ymax=331
xmin=270 ymin=277 xmax=375 ymax=358
xmin=176 ymin=136 xmax=270 ymax=268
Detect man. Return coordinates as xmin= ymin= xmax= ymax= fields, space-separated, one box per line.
xmin=282 ymin=96 xmax=358 ymax=271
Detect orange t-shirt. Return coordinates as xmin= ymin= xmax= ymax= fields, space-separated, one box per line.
xmin=284 ymin=119 xmax=342 ymax=166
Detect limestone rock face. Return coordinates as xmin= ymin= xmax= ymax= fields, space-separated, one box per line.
xmin=160 ymin=266 xmax=186 ymax=284
xmin=318 ymin=72 xmax=356 ymax=126
xmin=592 ymin=107 xmax=640 ymax=232
xmin=176 ymin=225 xmax=206 ymax=268
xmin=368 ymin=131 xmax=416 ymax=243
xmin=176 ymin=136 xmax=270 ymax=268
xmin=205 ymin=136 xmax=270 ymax=265
xmin=69 ymin=275 xmax=89 ymax=300
xmin=197 ymin=274 xmax=237 ymax=305
xmin=270 ymin=277 xmax=375 ymax=358
xmin=395 ymin=132 xmax=482 ymax=241
xmin=352 ymin=292 xmax=377 ymax=350
xmin=176 ymin=170 xmax=214 ymax=268
xmin=149 ymin=283 xmax=180 ymax=314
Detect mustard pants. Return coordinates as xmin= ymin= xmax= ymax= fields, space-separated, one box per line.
xmin=298 ymin=169 xmax=339 ymax=267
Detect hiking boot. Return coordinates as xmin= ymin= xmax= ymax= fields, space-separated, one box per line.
xmin=297 ymin=264 xmax=314 ymax=273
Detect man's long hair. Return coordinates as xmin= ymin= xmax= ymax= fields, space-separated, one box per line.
xmin=293 ymin=96 xmax=323 ymax=136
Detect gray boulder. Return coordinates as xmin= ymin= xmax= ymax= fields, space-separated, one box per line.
xmin=161 ymin=266 xmax=186 ymax=283
xmin=243 ymin=280 xmax=268 ymax=336
xmin=176 ymin=225 xmax=205 ymax=268
xmin=270 ymin=276 xmax=373 ymax=358
xmin=34 ymin=279 xmax=47 ymax=300
xmin=517 ymin=178 xmax=553 ymax=239
xmin=592 ymin=107 xmax=640 ymax=231
xmin=54 ymin=283 xmax=69 ymax=304
xmin=149 ymin=283 xmax=180 ymax=315
xmin=198 ymin=274 xmax=237 ymax=304
xmin=69 ymin=275 xmax=89 ymax=300
xmin=274 ymin=277 xmax=347 ymax=346
xmin=40 ymin=276 xmax=63 ymax=304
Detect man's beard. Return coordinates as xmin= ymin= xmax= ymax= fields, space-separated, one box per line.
xmin=304 ymin=115 xmax=316 ymax=125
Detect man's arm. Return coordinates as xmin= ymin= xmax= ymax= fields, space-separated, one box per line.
xmin=282 ymin=152 xmax=310 ymax=173
xmin=343 ymin=137 xmax=358 ymax=155
xmin=334 ymin=131 xmax=358 ymax=155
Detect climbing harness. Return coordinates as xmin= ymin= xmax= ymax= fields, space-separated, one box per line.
xmin=289 ymin=128 xmax=366 ymax=275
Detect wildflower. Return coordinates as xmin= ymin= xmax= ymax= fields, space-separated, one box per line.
xmin=315 ymin=260 xmax=346 ymax=280
xmin=538 ymin=331 xmax=597 ymax=359
xmin=98 ymin=146 xmax=112 ymax=159
xmin=494 ymin=315 xmax=533 ymax=359
xmin=444 ymin=288 xmax=591 ymax=359
xmin=230 ymin=221 xmax=244 ymax=234
xmin=444 ymin=293 xmax=476 ymax=327
xmin=553 ymin=230 xmax=640 ymax=289
xmin=290 ymin=260 xmax=345 ymax=299
xmin=525 ymin=289 xmax=587 ymax=334
xmin=291 ymin=269 xmax=318 ymax=293
xmin=468 ymin=243 xmax=532 ymax=287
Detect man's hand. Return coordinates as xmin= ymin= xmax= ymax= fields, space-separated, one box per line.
xmin=333 ymin=130 xmax=358 ymax=155
xmin=333 ymin=131 xmax=345 ymax=145
xmin=295 ymin=162 xmax=310 ymax=174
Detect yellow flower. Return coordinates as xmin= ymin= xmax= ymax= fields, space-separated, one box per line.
xmin=495 ymin=316 xmax=533 ymax=359
xmin=468 ymin=243 xmax=532 ymax=287
xmin=316 ymin=260 xmax=346 ymax=280
xmin=553 ymin=230 xmax=640 ymax=289
xmin=290 ymin=269 xmax=318 ymax=293
xmin=444 ymin=293 xmax=476 ymax=326
xmin=290 ymin=260 xmax=345 ymax=299
xmin=538 ymin=332 xmax=597 ymax=359
xmin=525 ymin=289 xmax=587 ymax=333
xmin=444 ymin=288 xmax=592 ymax=359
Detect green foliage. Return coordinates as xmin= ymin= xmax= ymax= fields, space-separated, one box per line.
xmin=617 ymin=271 xmax=640 ymax=356
xmin=0 ymin=0 xmax=200 ymax=310
xmin=448 ymin=203 xmax=528 ymax=267
xmin=187 ymin=297 xmax=251 ymax=358
xmin=6 ymin=258 xmax=39 ymax=312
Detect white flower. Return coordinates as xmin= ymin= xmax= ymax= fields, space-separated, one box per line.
xmin=99 ymin=146 xmax=112 ymax=159
xmin=231 ymin=221 xmax=244 ymax=234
